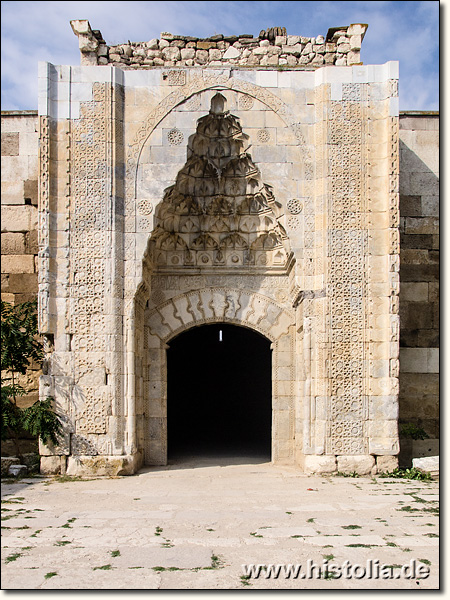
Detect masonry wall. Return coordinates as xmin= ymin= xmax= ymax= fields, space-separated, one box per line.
xmin=398 ymin=113 xmax=439 ymax=441
xmin=0 ymin=109 xmax=440 ymax=458
xmin=1 ymin=112 xmax=40 ymax=426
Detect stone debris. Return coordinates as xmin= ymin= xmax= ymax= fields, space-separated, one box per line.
xmin=412 ymin=456 xmax=439 ymax=476
xmin=70 ymin=21 xmax=368 ymax=68
xmin=7 ymin=464 xmax=28 ymax=477
xmin=1 ymin=456 xmax=20 ymax=476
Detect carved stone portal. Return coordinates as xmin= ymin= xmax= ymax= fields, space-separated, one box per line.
xmin=38 ymin=61 xmax=400 ymax=476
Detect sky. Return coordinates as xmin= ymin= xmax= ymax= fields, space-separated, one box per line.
xmin=1 ymin=0 xmax=440 ymax=111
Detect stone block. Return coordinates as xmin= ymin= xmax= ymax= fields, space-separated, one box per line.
xmin=197 ymin=41 xmax=217 ymax=50
xmin=1 ymin=204 xmax=38 ymax=233
xmin=7 ymin=273 xmax=38 ymax=294
xmin=223 ymin=46 xmax=240 ymax=59
xmin=40 ymin=455 xmax=66 ymax=475
xmin=1 ymin=456 xmax=20 ymax=476
xmin=400 ymin=282 xmax=429 ymax=302
xmin=303 ymin=455 xmax=337 ymax=474
xmin=404 ymin=216 xmax=438 ymax=236
xmin=1 ymin=132 xmax=19 ymax=156
xmin=1 ymin=232 xmax=26 ymax=255
xmin=411 ymin=440 xmax=439 ymax=460
xmin=25 ymin=230 xmax=39 ymax=254
xmin=8 ymin=464 xmax=28 ymax=477
xmin=1 ymin=180 xmax=24 ymax=204
xmin=400 ymin=194 xmax=422 ymax=216
xmin=375 ymin=455 xmax=398 ymax=473
xmin=1 ymin=255 xmax=35 ymax=274
xmin=412 ymin=455 xmax=439 ymax=475
xmin=337 ymin=455 xmax=376 ymax=475
xmin=66 ymin=454 xmax=141 ymax=476
xmin=400 ymin=348 xmax=429 ymax=373
xmin=369 ymin=395 xmax=398 ymax=420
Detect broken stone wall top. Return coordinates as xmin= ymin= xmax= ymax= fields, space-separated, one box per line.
xmin=70 ymin=20 xmax=368 ymax=69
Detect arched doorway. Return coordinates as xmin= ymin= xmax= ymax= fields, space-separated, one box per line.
xmin=167 ymin=323 xmax=272 ymax=461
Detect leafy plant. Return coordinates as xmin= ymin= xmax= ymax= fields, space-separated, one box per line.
xmin=379 ymin=468 xmax=432 ymax=481
xmin=400 ymin=423 xmax=430 ymax=440
xmin=336 ymin=471 xmax=360 ymax=478
xmin=1 ymin=301 xmax=62 ymax=460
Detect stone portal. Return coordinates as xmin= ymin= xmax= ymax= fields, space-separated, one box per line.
xmin=38 ymin=26 xmax=400 ymax=476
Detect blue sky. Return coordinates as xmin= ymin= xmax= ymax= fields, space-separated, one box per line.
xmin=1 ymin=0 xmax=440 ymax=111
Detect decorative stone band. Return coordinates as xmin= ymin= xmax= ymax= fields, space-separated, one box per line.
xmin=71 ymin=21 xmax=368 ymax=68
xmin=146 ymin=287 xmax=295 ymax=343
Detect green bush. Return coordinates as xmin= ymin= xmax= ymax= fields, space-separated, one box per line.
xmin=399 ymin=423 xmax=430 ymax=440
xmin=1 ymin=300 xmax=61 ymax=460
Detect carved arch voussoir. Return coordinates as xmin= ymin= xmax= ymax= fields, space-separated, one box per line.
xmin=147 ymin=288 xmax=294 ymax=343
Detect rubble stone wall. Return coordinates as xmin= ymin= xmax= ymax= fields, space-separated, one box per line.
xmin=398 ymin=113 xmax=439 ymax=440
xmin=70 ymin=21 xmax=368 ymax=69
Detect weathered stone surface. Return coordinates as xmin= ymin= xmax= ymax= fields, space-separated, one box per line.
xmin=412 ymin=455 xmax=439 ymax=474
xmin=376 ymin=455 xmax=398 ymax=472
xmin=303 ymin=456 xmax=337 ymax=474
xmin=8 ymin=23 xmax=440 ymax=476
xmin=1 ymin=254 xmax=35 ymax=274
xmin=337 ymin=455 xmax=376 ymax=475
xmin=8 ymin=464 xmax=28 ymax=477
xmin=1 ymin=205 xmax=38 ymax=233
xmin=40 ymin=455 xmax=66 ymax=475
xmin=66 ymin=455 xmax=142 ymax=477
xmin=1 ymin=456 xmax=19 ymax=476
xmin=1 ymin=232 xmax=26 ymax=255
xmin=1 ymin=132 xmax=19 ymax=156
xmin=0 ymin=461 xmax=440 ymax=590
xmin=66 ymin=22 xmax=371 ymax=68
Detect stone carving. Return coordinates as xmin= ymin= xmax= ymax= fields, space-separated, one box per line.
xmin=70 ymin=82 xmax=110 ymax=436
xmin=127 ymin=74 xmax=312 ymax=205
xmin=163 ymin=70 xmax=187 ymax=86
xmin=238 ymin=95 xmax=254 ymax=110
xmin=137 ymin=199 xmax=154 ymax=215
xmin=167 ymin=128 xmax=184 ymax=145
xmin=257 ymin=128 xmax=271 ymax=143
xmin=37 ymin=46 xmax=399 ymax=474
xmin=326 ymin=96 xmax=368 ymax=455
xmin=147 ymin=93 xmax=290 ymax=271
xmin=287 ymin=198 xmax=303 ymax=214
xmin=185 ymin=94 xmax=202 ymax=111
xmin=147 ymin=287 xmax=294 ymax=342
xmin=38 ymin=116 xmax=50 ymax=333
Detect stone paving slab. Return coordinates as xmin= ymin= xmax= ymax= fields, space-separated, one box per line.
xmin=1 ymin=458 xmax=439 ymax=590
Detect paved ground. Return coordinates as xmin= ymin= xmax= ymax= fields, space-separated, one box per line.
xmin=1 ymin=455 xmax=439 ymax=590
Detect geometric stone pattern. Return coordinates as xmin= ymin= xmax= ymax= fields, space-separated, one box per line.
xmin=70 ymin=83 xmax=109 ymax=438
xmin=327 ymin=92 xmax=368 ymax=454
xmin=36 ymin=53 xmax=401 ymax=475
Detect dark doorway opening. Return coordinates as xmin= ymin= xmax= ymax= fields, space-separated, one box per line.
xmin=167 ymin=323 xmax=272 ymax=462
